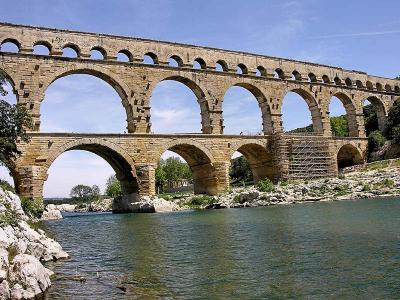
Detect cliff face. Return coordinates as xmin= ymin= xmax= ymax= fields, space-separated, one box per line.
xmin=0 ymin=188 xmax=68 ymax=300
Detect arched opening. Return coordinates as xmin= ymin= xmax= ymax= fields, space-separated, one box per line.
xmin=329 ymin=93 xmax=358 ymax=137
xmin=236 ymin=64 xmax=248 ymax=75
xmin=150 ymin=78 xmax=207 ymax=133
xmin=395 ymin=86 xmax=400 ymax=94
xmin=41 ymin=73 xmax=127 ymax=133
xmin=215 ymin=60 xmax=228 ymax=72
xmin=156 ymin=143 xmax=217 ymax=195
xmin=308 ymin=73 xmax=318 ymax=83
xmin=282 ymin=90 xmax=322 ymax=133
xmin=117 ymin=50 xmax=133 ymax=62
xmin=230 ymin=143 xmax=273 ymax=187
xmin=33 ymin=41 xmax=51 ymax=55
xmin=0 ymin=39 xmax=20 ymax=53
xmin=292 ymin=70 xmax=302 ymax=81
xmin=345 ymin=78 xmax=353 ymax=87
xmin=334 ymin=77 xmax=342 ymax=85
xmin=44 ymin=146 xmax=138 ymax=199
xmin=193 ymin=57 xmax=206 ymax=70
xmin=222 ymin=84 xmax=267 ymax=134
xmin=356 ymin=80 xmax=364 ymax=89
xmin=274 ymin=68 xmax=285 ymax=80
xmin=90 ymin=47 xmax=106 ymax=60
xmin=256 ymin=66 xmax=266 ymax=77
xmin=366 ymin=81 xmax=374 ymax=90
xmin=143 ymin=52 xmax=158 ymax=64
xmin=363 ymin=97 xmax=386 ymax=135
xmin=337 ymin=144 xmax=363 ymax=170
xmin=376 ymin=83 xmax=383 ymax=91
xmin=385 ymin=84 xmax=392 ymax=93
xmin=322 ymin=75 xmax=330 ymax=84
xmin=156 ymin=151 xmax=193 ymax=194
xmin=62 ymin=44 xmax=79 ymax=58
xmin=0 ymin=71 xmax=17 ymax=104
xmin=168 ymin=55 xmax=183 ymax=67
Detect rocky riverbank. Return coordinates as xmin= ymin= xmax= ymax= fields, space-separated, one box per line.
xmin=0 ymin=188 xmax=68 ymax=299
xmin=46 ymin=163 xmax=400 ymax=215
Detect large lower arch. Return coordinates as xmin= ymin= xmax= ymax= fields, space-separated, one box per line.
xmin=337 ymin=144 xmax=364 ymax=170
xmin=230 ymin=141 xmax=274 ymax=182
xmin=224 ymin=82 xmax=273 ymax=134
xmin=152 ymin=75 xmax=211 ymax=134
xmin=40 ymin=67 xmax=132 ymax=132
xmin=330 ymin=92 xmax=358 ymax=137
xmin=284 ymin=88 xmax=324 ymax=133
xmin=44 ymin=139 xmax=138 ymax=196
xmin=155 ymin=140 xmax=218 ymax=195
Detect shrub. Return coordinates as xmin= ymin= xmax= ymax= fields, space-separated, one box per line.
xmin=0 ymin=201 xmax=20 ymax=226
xmin=186 ymin=195 xmax=215 ymax=207
xmin=368 ymin=130 xmax=386 ymax=151
xmin=391 ymin=125 xmax=400 ymax=144
xmin=256 ymin=178 xmax=275 ymax=192
xmin=362 ymin=184 xmax=371 ymax=192
xmin=21 ymin=197 xmax=44 ymax=218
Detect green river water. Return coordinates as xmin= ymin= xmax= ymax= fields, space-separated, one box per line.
xmin=43 ymin=197 xmax=400 ymax=299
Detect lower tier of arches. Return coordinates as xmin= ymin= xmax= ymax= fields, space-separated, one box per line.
xmin=8 ymin=134 xmax=367 ymax=200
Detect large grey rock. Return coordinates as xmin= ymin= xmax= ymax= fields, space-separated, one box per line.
xmin=41 ymin=205 xmax=62 ymax=221
xmin=112 ymin=193 xmax=155 ymax=213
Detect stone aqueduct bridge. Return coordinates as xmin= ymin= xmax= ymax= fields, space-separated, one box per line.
xmin=0 ymin=23 xmax=399 ymax=199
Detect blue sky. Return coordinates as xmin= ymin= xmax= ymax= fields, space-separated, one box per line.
xmin=1 ymin=0 xmax=399 ymax=197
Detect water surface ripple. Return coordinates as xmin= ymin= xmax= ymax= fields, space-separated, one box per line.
xmin=44 ymin=198 xmax=400 ymax=299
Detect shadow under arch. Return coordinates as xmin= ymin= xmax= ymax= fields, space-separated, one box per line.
xmin=285 ymin=88 xmax=324 ymax=133
xmin=226 ymin=82 xmax=273 ymax=135
xmin=230 ymin=141 xmax=274 ymax=182
xmin=154 ymin=75 xmax=212 ymax=134
xmin=41 ymin=67 xmax=131 ymax=131
xmin=330 ymin=92 xmax=359 ymax=137
xmin=156 ymin=140 xmax=218 ymax=195
xmin=44 ymin=139 xmax=138 ymax=195
xmin=337 ymin=144 xmax=364 ymax=170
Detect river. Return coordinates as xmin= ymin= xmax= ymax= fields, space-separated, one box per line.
xmin=43 ymin=197 xmax=400 ymax=299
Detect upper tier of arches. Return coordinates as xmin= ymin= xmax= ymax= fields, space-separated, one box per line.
xmin=0 ymin=23 xmax=398 ymax=95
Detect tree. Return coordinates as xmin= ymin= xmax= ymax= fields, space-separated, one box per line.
xmin=363 ymin=104 xmax=379 ymax=136
xmin=229 ymin=156 xmax=253 ymax=183
xmin=395 ymin=76 xmax=400 ymax=80
xmin=0 ymin=71 xmax=33 ymax=165
xmin=105 ymin=175 xmax=122 ymax=197
xmin=155 ymin=157 xmax=193 ymax=193
xmin=385 ymin=99 xmax=400 ymax=143
xmin=70 ymin=184 xmax=99 ymax=202
xmin=330 ymin=116 xmax=349 ymax=137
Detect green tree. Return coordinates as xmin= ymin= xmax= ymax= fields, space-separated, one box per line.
xmin=368 ymin=130 xmax=386 ymax=151
xmin=70 ymin=184 xmax=99 ymax=202
xmin=0 ymin=71 xmax=33 ymax=165
xmin=105 ymin=175 xmax=122 ymax=197
xmin=155 ymin=159 xmax=167 ymax=192
xmin=385 ymin=99 xmax=400 ymax=143
xmin=229 ymin=156 xmax=253 ymax=182
xmin=363 ymin=104 xmax=379 ymax=136
xmin=330 ymin=115 xmax=349 ymax=137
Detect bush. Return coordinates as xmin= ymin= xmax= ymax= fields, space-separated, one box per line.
xmin=368 ymin=130 xmax=386 ymax=151
xmin=391 ymin=125 xmax=400 ymax=144
xmin=0 ymin=201 xmax=20 ymax=226
xmin=256 ymin=178 xmax=275 ymax=192
xmin=185 ymin=195 xmax=215 ymax=207
xmin=21 ymin=197 xmax=44 ymax=219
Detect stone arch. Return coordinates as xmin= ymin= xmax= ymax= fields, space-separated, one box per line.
xmin=0 ymin=38 xmax=21 ymax=52
xmin=152 ymin=75 xmax=212 ymax=134
xmin=225 ymin=82 xmax=273 ymax=134
xmin=337 ymin=143 xmax=364 ymax=169
xmin=40 ymin=66 xmax=131 ymax=131
xmin=33 ymin=40 xmax=52 ymax=55
xmin=284 ymin=88 xmax=324 ymax=133
xmin=44 ymin=138 xmax=138 ymax=195
xmin=230 ymin=141 xmax=274 ymax=182
xmin=0 ymin=68 xmax=17 ymax=98
xmin=62 ymin=43 xmax=81 ymax=57
xmin=155 ymin=140 xmax=218 ymax=194
xmin=364 ymin=95 xmax=387 ymax=132
xmin=330 ymin=92 xmax=359 ymax=137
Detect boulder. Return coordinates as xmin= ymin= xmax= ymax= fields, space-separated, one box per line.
xmin=41 ymin=205 xmax=63 ymax=221
xmin=112 ymin=194 xmax=155 ymax=213
xmin=9 ymin=254 xmax=53 ymax=300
